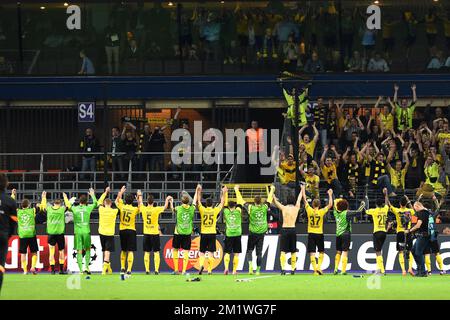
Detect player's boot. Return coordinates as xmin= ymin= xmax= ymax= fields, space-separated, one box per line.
xmin=280 ymin=270 xmax=286 ymax=276
xmin=333 ymin=270 xmax=338 ymax=275
xmin=84 ymin=270 xmax=91 ymax=275
xmin=316 ymin=270 xmax=323 ymax=276
xmin=120 ymin=269 xmax=126 ymax=274
xmin=154 ymin=271 xmax=159 ymax=275
xmin=31 ymin=268 xmax=37 ymax=275
xmin=340 ymin=272 xmax=347 ymax=276
xmin=256 ymin=267 xmax=261 ymax=276
xmin=126 ymin=271 xmax=132 ymax=278
xmin=232 ymin=271 xmax=238 ymax=275
xmin=51 ymin=265 xmax=56 ymax=275
xmin=440 ymin=270 xmax=446 ymax=275
xmin=248 ymin=268 xmax=254 ymax=275
xmin=171 ymin=271 xmax=179 ymax=275
xmin=408 ymin=269 xmax=414 ymax=276
xmin=290 ymin=270 xmax=295 ymax=275
xmin=146 ymin=272 xmax=150 ymax=275
xmin=224 ymin=270 xmax=229 ymax=275
xmin=427 ymin=271 xmax=432 ymax=276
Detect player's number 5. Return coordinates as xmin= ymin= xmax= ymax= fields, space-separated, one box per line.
xmin=123 ymin=212 xmax=131 ymax=223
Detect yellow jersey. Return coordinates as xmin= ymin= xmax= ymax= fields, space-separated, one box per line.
xmin=278 ymin=161 xmax=296 ymax=184
xmin=117 ymin=199 xmax=139 ymax=231
xmin=305 ymin=203 xmax=328 ymax=234
xmin=437 ymin=132 xmax=450 ymax=149
xmin=321 ymin=164 xmax=337 ymax=184
xmin=380 ymin=113 xmax=394 ymax=131
xmin=98 ymin=206 xmax=119 ymax=236
xmin=305 ymin=174 xmax=320 ymax=195
xmin=389 ymin=206 xmax=415 ymax=233
xmin=389 ymin=167 xmax=407 ymax=189
xmin=140 ymin=205 xmax=165 ymax=235
xmin=301 ymin=140 xmax=316 ymax=157
xmin=366 ymin=206 xmax=389 ymax=233
xmin=199 ymin=204 xmax=222 ymax=234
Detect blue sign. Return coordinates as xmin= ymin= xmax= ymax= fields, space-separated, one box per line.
xmin=78 ymin=102 xmax=95 ymax=122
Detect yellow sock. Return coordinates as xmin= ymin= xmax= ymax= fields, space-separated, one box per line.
xmin=59 ymin=257 xmax=65 ymax=265
xmin=425 ymin=255 xmax=431 ymax=273
xmin=376 ymin=256 xmax=385 ymax=273
xmin=408 ymin=252 xmax=414 ymax=270
xmin=310 ymin=255 xmax=317 ymax=272
xmin=182 ymin=254 xmax=189 ymax=273
xmin=120 ymin=251 xmax=126 ymax=270
xmin=49 ymin=246 xmax=55 ymax=266
xmin=280 ymin=252 xmax=286 ymax=271
xmin=154 ymin=252 xmax=160 ymax=273
xmin=317 ymin=252 xmax=324 ymax=271
xmin=127 ymin=252 xmax=134 ymax=273
xmin=31 ymin=255 xmax=37 ymax=269
xmin=399 ymin=252 xmax=406 ymax=273
xmin=224 ymin=253 xmax=230 ymax=271
xmin=232 ymin=255 xmax=239 ymax=273
xmin=173 ymin=249 xmax=179 ymax=272
xmin=144 ymin=252 xmax=150 ymax=273
xmin=102 ymin=262 xmax=108 ymax=275
xmin=341 ymin=256 xmax=348 ymax=273
xmin=335 ymin=253 xmax=341 ymax=272
xmin=199 ymin=255 xmax=206 ymax=270
xmin=436 ymin=254 xmax=443 ymax=271
xmin=22 ymin=256 xmax=28 ymax=273
xmin=208 ymin=256 xmax=214 ymax=273
xmin=291 ymin=253 xmax=297 ymax=271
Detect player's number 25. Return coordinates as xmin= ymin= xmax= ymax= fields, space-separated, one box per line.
xmin=203 ymin=215 xmax=213 ymax=226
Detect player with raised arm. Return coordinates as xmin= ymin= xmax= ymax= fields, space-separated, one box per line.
xmin=172 ymin=185 xmax=200 ymax=275
xmin=302 ymin=186 xmax=333 ymax=275
xmin=39 ymin=191 xmax=67 ymax=274
xmin=115 ymin=185 xmax=139 ymax=277
xmin=384 ymin=188 xmax=415 ymax=276
xmin=235 ymin=184 xmax=275 ymax=275
xmin=63 ymin=188 xmax=98 ymax=275
xmin=271 ymin=188 xmax=301 ymax=275
xmin=366 ymin=195 xmax=389 ymax=275
xmin=197 ymin=185 xmax=227 ymax=275
xmin=424 ymin=195 xmax=445 ymax=275
xmin=138 ymin=192 xmax=173 ymax=275
xmin=13 ymin=190 xmax=38 ymax=275
xmin=333 ymin=198 xmax=365 ymax=275
xmin=97 ymin=187 xmax=117 ymax=275
xmin=222 ymin=189 xmax=243 ymax=275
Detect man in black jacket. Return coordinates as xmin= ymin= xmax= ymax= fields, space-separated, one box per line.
xmin=148 ymin=126 xmax=166 ymax=171
xmin=0 ymin=173 xmax=17 ymax=292
xmin=80 ymin=128 xmax=99 ymax=180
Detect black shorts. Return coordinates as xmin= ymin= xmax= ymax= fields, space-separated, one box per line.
xmin=119 ymin=229 xmax=137 ymax=252
xmin=172 ymin=234 xmax=191 ymax=250
xmin=200 ymin=234 xmax=216 ymax=253
xmin=307 ymin=233 xmax=324 ymax=253
xmin=143 ymin=234 xmax=161 ymax=252
xmin=405 ymin=232 xmax=413 ymax=251
xmin=19 ymin=236 xmax=39 ymax=254
xmin=396 ymin=232 xmax=406 ymax=251
xmin=336 ymin=233 xmax=351 ymax=252
xmin=100 ymin=235 xmax=115 ymax=252
xmin=280 ymin=228 xmax=297 ymax=253
xmin=224 ymin=236 xmax=242 ymax=254
xmin=48 ymin=234 xmax=65 ymax=250
xmin=424 ymin=240 xmax=440 ymax=254
xmin=247 ymin=233 xmax=264 ymax=253
xmin=373 ymin=231 xmax=386 ymax=252
xmin=0 ymin=233 xmax=8 ymax=267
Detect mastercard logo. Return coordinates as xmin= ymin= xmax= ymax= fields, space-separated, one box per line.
xmin=163 ymin=236 xmax=223 ymax=271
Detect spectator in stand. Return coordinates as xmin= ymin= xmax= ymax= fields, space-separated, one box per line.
xmin=382 ymin=14 xmax=399 ymax=63
xmin=111 ymin=126 xmax=124 ymax=173
xmin=78 ymin=50 xmax=95 ymax=75
xmin=417 ymin=155 xmax=447 ymax=198
xmin=312 ymin=98 xmax=328 ymax=148
xmin=304 ymin=51 xmax=324 ymax=73
xmin=391 ymin=84 xmax=418 ymax=132
xmin=282 ymin=34 xmax=299 ymax=72
xmin=121 ymin=123 xmax=137 ymax=171
xmin=277 ymin=153 xmax=296 ymax=203
xmin=341 ymin=147 xmax=362 ymax=199
xmin=299 ymin=123 xmax=319 ymax=158
xmin=203 ymin=12 xmax=221 ymax=62
xmin=123 ymin=39 xmax=142 ymax=71
xmin=300 ymin=165 xmax=320 ymax=200
xmin=387 ymin=148 xmax=410 ymax=194
xmin=403 ymin=11 xmax=418 ymax=61
xmin=274 ymin=14 xmax=299 ymax=59
xmin=104 ymin=20 xmax=121 ymax=74
xmin=424 ymin=7 xmax=438 ymax=47
xmin=320 ymin=145 xmax=343 ymax=197
xmin=139 ymin=124 xmax=152 ymax=171
xmin=375 ymin=96 xmax=395 ymax=132
xmin=360 ymin=22 xmax=376 ymax=69
xmin=367 ymin=52 xmax=390 ymax=72
xmin=346 ymin=51 xmax=364 ymax=72
xmin=80 ymin=128 xmax=99 ymax=180
xmin=340 ymin=9 xmax=356 ymax=62
xmin=427 ymin=49 xmax=445 ymax=70
xmin=367 ymin=150 xmax=396 ymax=197
xmin=343 ymin=115 xmax=364 ymax=148
xmin=148 ymin=126 xmax=167 ymax=171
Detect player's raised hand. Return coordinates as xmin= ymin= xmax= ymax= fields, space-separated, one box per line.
xmin=382 ymin=188 xmax=388 ymax=195
xmin=394 ymin=84 xmax=399 ymax=91
xmin=105 ymin=186 xmax=111 ymax=194
xmin=120 ymin=185 xmax=126 ymax=193
xmin=222 ymin=185 xmax=228 ymax=193
xmin=11 ymin=189 xmax=16 ymax=197
xmin=327 ymin=189 xmax=333 ymax=196
xmin=136 ymin=189 xmax=142 ymax=197
xmin=62 ymin=192 xmax=68 ymax=199
xmin=41 ymin=190 xmax=46 ymax=198
xmin=88 ymin=188 xmax=95 ymax=196
xmin=411 ymin=84 xmax=416 ymax=90
xmin=234 ymin=184 xmax=240 ymax=190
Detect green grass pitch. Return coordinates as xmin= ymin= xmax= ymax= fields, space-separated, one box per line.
xmin=1 ymin=273 xmax=449 ymax=300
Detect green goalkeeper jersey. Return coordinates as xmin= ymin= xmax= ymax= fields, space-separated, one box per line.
xmin=248 ymin=204 xmax=268 ymax=234
xmin=175 ymin=204 xmax=195 ymax=235
xmin=334 ymin=209 xmax=351 ymax=237
xmin=46 ymin=206 xmax=66 ymax=235
xmin=224 ymin=207 xmax=242 ymax=237
xmin=69 ymin=195 xmax=97 ymax=235
xmin=17 ymin=207 xmax=36 ymax=238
